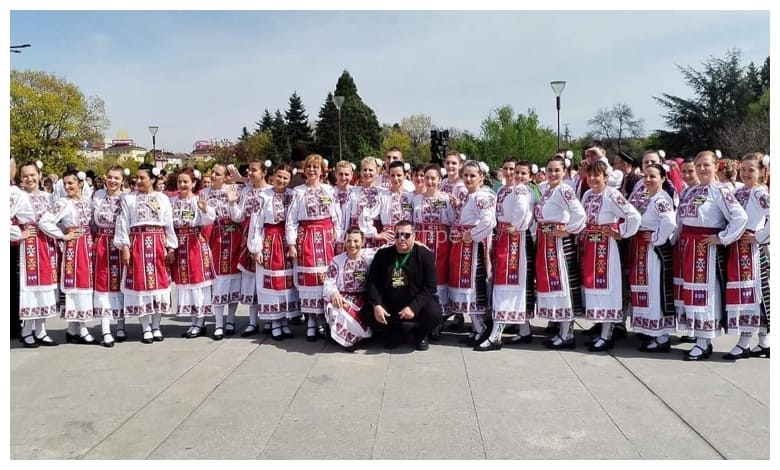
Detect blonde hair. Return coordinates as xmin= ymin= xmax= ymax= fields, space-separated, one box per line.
xmin=360 ymin=157 xmax=378 ymax=169
xmin=303 ymin=153 xmax=327 ymax=172
xmin=335 ymin=160 xmax=353 ymax=171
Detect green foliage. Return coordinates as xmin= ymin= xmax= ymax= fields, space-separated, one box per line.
xmin=11 ymin=69 xmax=109 ymax=175
xmin=285 ymin=92 xmax=313 ymax=147
xmin=479 ymin=106 xmax=558 ymax=168
xmin=381 ymin=129 xmax=412 ymax=159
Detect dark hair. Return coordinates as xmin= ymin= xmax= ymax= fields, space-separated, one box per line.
xmin=106 ymin=165 xmax=125 ymax=177
xmin=272 ymin=163 xmax=294 ymax=176
xmin=345 ymin=227 xmax=364 ymax=239
xmin=61 ymin=169 xmax=83 ymax=189
xmin=515 ymin=160 xmax=533 ymax=172
xmin=586 ymin=161 xmax=609 ymax=177
xmin=138 ymin=163 xmax=159 ymax=184
xmin=502 ymin=157 xmax=517 ymax=166
xmin=412 ymin=163 xmax=427 ymax=174
xmin=388 ymin=160 xmax=406 ymax=172
xmin=238 ymin=163 xmax=249 ymax=177
xmin=394 ymin=220 xmax=415 ymax=232
xmin=177 ymin=167 xmax=201 ymax=193
xmin=645 ymin=163 xmax=677 ymax=204
xmin=423 ymin=164 xmax=442 ymax=176
xmin=546 ymin=155 xmax=566 ymax=167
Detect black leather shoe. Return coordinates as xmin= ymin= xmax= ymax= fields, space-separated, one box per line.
xmin=282 ymin=326 xmax=294 ymax=338
xmin=184 ymin=326 xmax=205 ymax=339
xmin=683 ymin=344 xmax=713 ymax=361
xmin=115 ymin=329 xmax=127 ymax=343
xmin=240 ymin=324 xmax=259 ymax=337
xmin=639 ymin=340 xmax=671 ymax=353
xmin=429 ymin=325 xmax=442 ymax=342
xmin=35 ymin=335 xmax=58 ymax=346
xmin=152 ymin=328 xmax=164 ymax=342
xmin=723 ymin=345 xmax=751 ymax=361
xmin=473 ymin=339 xmax=502 ymax=351
xmin=21 ymin=334 xmax=39 ymax=348
xmin=262 ymin=322 xmax=272 ymax=335
xmin=224 ymin=322 xmax=236 ymax=336
xmin=316 ymin=324 xmax=328 ymax=339
xmin=588 ymin=337 xmax=615 ymax=352
xmin=679 ymin=335 xmax=697 ymax=343
xmin=447 ymin=314 xmax=465 ymax=332
xmin=415 ymin=337 xmax=430 ymax=351
xmin=545 ymin=335 xmax=575 ymax=350
xmin=212 ymin=327 xmax=224 ymax=341
xmin=306 ymin=327 xmax=318 ymax=342
xmin=507 ymin=334 xmax=532 ymax=345
xmin=271 ymin=327 xmax=284 ymax=341
xmin=66 ymin=332 xmax=96 ymax=345
xmin=750 ymin=345 xmax=770 ymax=358
xmin=100 ymin=333 xmax=115 ymax=348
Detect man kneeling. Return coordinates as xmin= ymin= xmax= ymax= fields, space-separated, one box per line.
xmin=359 ymin=220 xmax=442 ymax=351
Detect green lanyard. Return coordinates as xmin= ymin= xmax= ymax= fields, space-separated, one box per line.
xmin=394 ymin=251 xmax=412 ymax=271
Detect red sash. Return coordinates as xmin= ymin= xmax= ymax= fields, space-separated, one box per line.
xmin=22 ymin=227 xmax=59 ymax=288
xmin=725 ymin=236 xmax=757 ymax=309
xmin=209 ymin=219 xmax=242 ymax=276
xmin=448 ymin=225 xmax=474 ymax=289
xmin=125 ymin=226 xmax=170 ymax=291
xmin=61 ymin=225 xmax=94 ymax=291
xmin=535 ymin=223 xmax=565 ymax=293
xmin=580 ymin=223 xmax=617 ymax=290
xmin=296 ymin=218 xmax=334 ymax=287
xmin=173 ymin=226 xmax=216 ymax=286
xmin=237 ymin=218 xmax=256 ymax=272
xmin=678 ymin=225 xmax=719 ymax=307
xmin=417 ymin=222 xmax=450 ymax=285
xmin=628 ymin=232 xmax=651 ymax=308
xmin=493 ymin=222 xmax=522 ymax=286
xmin=260 ymin=223 xmax=295 ymax=290
xmin=94 ymin=227 xmax=120 ymax=293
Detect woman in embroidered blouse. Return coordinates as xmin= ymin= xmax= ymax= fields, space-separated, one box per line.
xmin=378 ymin=160 xmax=416 ymax=245
xmin=722 ymin=152 xmax=770 ymax=360
xmin=674 ymin=150 xmax=747 ymax=360
xmin=114 ymin=164 xmax=178 ymax=344
xmin=39 ymin=170 xmax=97 ymax=345
xmin=343 ymin=157 xmax=391 ymax=249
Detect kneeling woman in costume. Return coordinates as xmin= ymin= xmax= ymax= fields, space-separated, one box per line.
xmin=323 ymin=228 xmax=377 ymax=351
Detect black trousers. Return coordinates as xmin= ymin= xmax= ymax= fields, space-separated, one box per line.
xmin=10 ymin=243 xmax=22 ymax=338
xmin=359 ymin=297 xmax=442 ymax=340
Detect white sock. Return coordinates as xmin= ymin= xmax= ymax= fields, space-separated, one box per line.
xmin=689 ymin=337 xmax=709 ymax=357
xmin=656 ymin=334 xmax=669 ymax=345
xmin=101 ymin=318 xmax=112 ymax=335
xmin=558 ymin=321 xmax=572 ymax=340
xmin=281 ymin=318 xmax=292 ymax=334
xmin=307 ymin=315 xmax=317 ymax=328
xmin=196 ymin=317 xmax=205 ymax=328
xmin=227 ymin=303 xmax=238 ymax=325
xmin=600 ymin=323 xmax=613 ymax=340
xmin=737 ymin=332 xmax=752 ymax=349
xmin=214 ymin=305 xmax=225 ymax=329
xmin=758 ymin=329 xmax=770 ymax=348
xmin=34 ymin=319 xmax=47 ymax=338
xmin=471 ymin=315 xmax=486 ymax=334
xmin=117 ymin=318 xmax=126 ymax=333
xmin=78 ymin=323 xmax=93 ymax=340
xmin=248 ymin=305 xmax=258 ymax=327
xmin=518 ymin=322 xmax=531 ymax=337
xmin=139 ymin=316 xmax=151 ymax=333
xmin=488 ymin=322 xmax=505 ymax=343
xmin=22 ymin=320 xmax=34 ymax=338
xmin=151 ymin=312 xmax=162 ymax=330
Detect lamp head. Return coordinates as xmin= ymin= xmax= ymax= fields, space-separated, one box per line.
xmin=550 ymin=81 xmax=566 ymax=97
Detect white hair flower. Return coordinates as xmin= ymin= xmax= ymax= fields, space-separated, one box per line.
xmin=77 ymin=171 xmax=86 ymax=181
xmin=292 ymin=168 xmax=298 ymax=175
xmin=403 ymin=162 xmax=410 ymax=172
xmin=35 ymin=160 xmax=44 ymax=170
xmin=658 ymin=149 xmax=666 ymax=159
xmin=564 ymin=157 xmax=571 ymax=169
xmin=152 ymin=167 xmax=161 ymax=177
xmin=123 ymin=168 xmax=130 ymax=176
xmin=374 ymin=158 xmax=382 ymax=167
xmin=762 ymin=154 xmax=770 ymax=167
xmin=662 ymin=163 xmax=670 ymax=172
xmin=263 ymin=159 xmax=272 ymax=168
xmin=459 ymin=153 xmax=467 ymax=161
xmin=322 ymin=158 xmax=329 ymax=167
xmin=531 ymin=163 xmax=539 ymax=175
xmin=715 ymin=149 xmax=722 ymax=159
xmin=350 ymin=162 xmax=356 ymax=170
xmin=193 ymin=169 xmax=202 ymax=180
xmin=565 ymin=150 xmax=573 ymax=159
xmin=440 ymin=167 xmax=447 ymax=177
xmin=477 ymin=161 xmax=489 ymax=174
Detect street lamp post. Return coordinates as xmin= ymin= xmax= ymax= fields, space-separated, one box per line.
xmin=148 ymin=126 xmax=159 ymax=168
xmin=550 ymin=81 xmax=566 ymax=150
xmin=334 ymin=95 xmax=345 ymax=162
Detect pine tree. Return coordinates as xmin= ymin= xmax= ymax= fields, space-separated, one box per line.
xmin=257 ymin=109 xmax=274 ymax=133
xmin=271 ymin=109 xmax=291 ymax=161
xmin=285 ymin=92 xmax=313 ymax=147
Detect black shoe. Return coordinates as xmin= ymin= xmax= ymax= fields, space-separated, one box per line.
xmin=507 ymin=334 xmax=532 ymax=345
xmin=152 ymin=328 xmax=164 ymax=342
xmin=637 ymin=333 xmax=654 ymax=343
xmin=429 ymin=325 xmax=442 ymax=342
xmin=141 ymin=331 xmax=154 ymax=344
xmin=65 ymin=332 xmax=96 ymax=345
xmin=262 ymin=322 xmax=272 ymax=335
xmin=588 ymin=337 xmax=615 ymax=352
xmin=460 ymin=331 xmax=478 ymax=346
xmin=683 ymin=344 xmax=713 ymax=361
xmin=282 ymin=326 xmax=294 ymax=338
xmin=224 ymin=322 xmax=236 ymax=336
xmin=35 ymin=335 xmax=58 ymax=346
xmin=100 ymin=333 xmax=115 ymax=348
xmin=342 ymin=344 xmax=356 ymax=353
xmin=750 ymin=345 xmax=770 ymax=358
xmin=212 ymin=327 xmax=224 ymax=341
xmin=316 ymin=324 xmax=328 ymax=339
xmin=473 ymin=338 xmax=502 ymax=351
xmin=639 ymin=340 xmax=671 ymax=353
xmin=723 ymin=345 xmax=752 ymax=361
xmin=679 ymin=335 xmax=697 ymax=343
xmin=271 ymin=327 xmax=284 ymax=341
xmin=306 ymin=327 xmax=318 ymax=342
xmin=447 ymin=314 xmax=465 ymax=332
xmin=184 ymin=326 xmax=205 ymax=339
xmin=545 ymin=335 xmax=575 ymax=350
xmin=240 ymin=324 xmax=259 ymax=337
xmin=115 ymin=329 xmax=127 ymax=343
xmin=415 ymin=336 xmax=430 ymax=351
xmin=21 ymin=334 xmax=39 ymax=349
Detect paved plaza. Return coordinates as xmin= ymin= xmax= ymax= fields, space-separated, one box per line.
xmin=9 ymin=308 xmax=770 ymax=460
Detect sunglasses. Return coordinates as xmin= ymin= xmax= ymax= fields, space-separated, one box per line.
xmin=395 ymin=232 xmax=413 ymax=240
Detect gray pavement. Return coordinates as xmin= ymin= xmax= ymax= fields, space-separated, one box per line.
xmin=9 ymin=308 xmax=770 ymax=460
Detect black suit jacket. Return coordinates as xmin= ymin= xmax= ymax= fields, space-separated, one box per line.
xmin=364 ymin=245 xmax=438 ymax=315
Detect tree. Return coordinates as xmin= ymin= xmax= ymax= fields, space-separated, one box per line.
xmin=271 ymin=110 xmax=290 ymax=161
xmin=654 ymin=49 xmax=769 ymax=156
xmin=10 ymin=70 xmax=110 ymax=174
xmin=479 ymin=106 xmax=558 ymax=168
xmin=314 ymin=70 xmax=381 ymax=163
xmin=285 ymin=91 xmax=313 ymax=147
xmin=380 ymin=129 xmax=412 ymax=161
xmin=587 ymin=103 xmax=644 ymax=151
xmin=257 ymin=109 xmax=274 ymax=133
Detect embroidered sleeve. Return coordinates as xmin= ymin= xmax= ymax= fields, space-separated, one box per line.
xmin=716 ymin=186 xmax=748 ymax=245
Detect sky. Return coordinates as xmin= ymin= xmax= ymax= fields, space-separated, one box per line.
xmin=5 ymin=3 xmax=773 ymax=154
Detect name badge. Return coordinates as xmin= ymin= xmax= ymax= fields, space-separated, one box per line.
xmin=391 ymin=269 xmax=406 ymax=288
xmin=402 ymin=203 xmax=413 ymax=212
xmin=588 ymin=232 xmax=603 ymax=243
xmin=693 ymin=196 xmax=707 ymax=206
xmin=181 ymin=209 xmax=196 ymax=221
xmin=541 ymin=225 xmax=553 ymax=234
xmin=353 ymin=271 xmax=365 ymax=282
xmin=433 ymin=200 xmax=446 ymax=209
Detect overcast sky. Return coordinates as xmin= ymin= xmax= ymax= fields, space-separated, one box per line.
xmin=7 ymin=5 xmax=772 ymax=153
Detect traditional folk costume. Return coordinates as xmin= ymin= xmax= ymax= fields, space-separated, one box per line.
xmin=724 ymin=185 xmax=770 ymax=359
xmin=440 ymin=177 xmax=468 ymax=219
xmin=236 ymin=184 xmax=267 ymax=335
xmin=378 ymin=173 xmax=415 ymax=192
xmin=170 ymin=194 xmax=217 ymax=335
xmin=248 ymin=187 xmax=299 ymax=339
xmin=671 ymin=185 xmax=695 ymax=318
xmin=534 ymin=183 xmax=586 ymax=347
xmin=333 ymin=184 xmax=352 ymax=255
xmin=323 ymin=249 xmax=376 ymax=349
xmin=674 ymin=182 xmax=747 ymax=359
xmin=342 ymin=185 xmax=388 ymax=249
xmin=286 ymin=183 xmax=343 ymax=340
xmin=448 ymin=187 xmax=497 ymax=341
xmin=114 ymin=191 xmax=178 ymax=343
xmin=203 ymin=185 xmax=244 ymax=335
xmin=628 ymin=190 xmax=677 ymax=348
xmin=412 ymin=191 xmax=454 ymax=312
xmin=11 ymin=186 xmax=45 ymax=345
xmin=39 ymin=195 xmax=97 ymax=343
xmin=379 ymin=188 xmax=415 ymax=243
xmin=92 ymin=189 xmax=125 ymax=345
xmin=476 ymin=183 xmax=536 ymax=350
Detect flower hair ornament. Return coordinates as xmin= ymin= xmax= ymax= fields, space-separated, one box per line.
xmin=715 ymin=149 xmax=722 ymax=159
xmin=531 ymin=163 xmax=539 ymax=175
xmin=477 ymin=161 xmax=490 ymax=175
xmin=658 ymin=150 xmax=666 ymax=159
xmin=193 ymin=169 xmax=202 ymax=180
xmin=662 ymin=163 xmax=670 ymax=173
xmin=322 ymin=158 xmax=329 ymax=167
xmin=292 ymin=168 xmax=298 ymax=175
xmin=151 ymin=167 xmax=161 ymax=177
xmin=460 ymin=153 xmax=467 ymax=161
xmin=717 ymin=160 xmax=727 ymax=171
xmin=350 ymin=162 xmax=356 ymax=170
xmin=35 ymin=160 xmax=44 ymax=170
xmin=440 ymin=167 xmax=447 ymax=177
xmin=263 ymin=159 xmax=272 ymax=168
xmin=77 ymin=171 xmax=87 ymax=181
xmin=762 ymin=154 xmax=770 ymax=167
xmin=123 ymin=168 xmax=131 ymax=176
xmin=374 ymin=157 xmax=383 ymax=167
xmin=403 ymin=162 xmax=411 ymax=172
